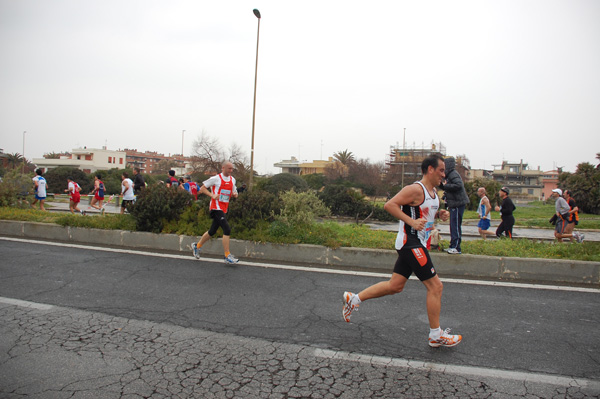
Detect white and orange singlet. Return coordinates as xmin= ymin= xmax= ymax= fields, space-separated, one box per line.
xmin=395 ymin=181 xmax=440 ymax=250
xmin=203 ymin=173 xmax=237 ymax=214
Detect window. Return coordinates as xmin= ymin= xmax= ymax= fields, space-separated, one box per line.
xmin=528 ymin=189 xmax=534 ymax=195
xmin=120 ymin=158 xmax=123 ymax=164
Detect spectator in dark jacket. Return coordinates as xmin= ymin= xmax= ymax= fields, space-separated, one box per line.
xmin=440 ymin=157 xmax=469 ymax=254
xmin=495 ymin=187 xmax=516 ymax=238
xmin=133 ymin=168 xmax=145 ymax=195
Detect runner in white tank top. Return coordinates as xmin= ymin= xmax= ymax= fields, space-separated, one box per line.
xmin=395 ymin=181 xmax=439 ymax=250
xmin=342 ymin=154 xmax=463 ymax=348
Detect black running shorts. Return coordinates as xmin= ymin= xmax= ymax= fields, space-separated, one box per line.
xmin=393 ymin=245 xmax=437 ymax=281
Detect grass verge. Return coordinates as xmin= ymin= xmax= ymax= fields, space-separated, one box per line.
xmin=1 ymin=207 xmax=598 ymax=262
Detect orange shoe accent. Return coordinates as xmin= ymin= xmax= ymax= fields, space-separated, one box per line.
xmin=342 ymin=291 xmax=359 ymax=322
xmin=428 ymin=328 xmax=462 ymax=348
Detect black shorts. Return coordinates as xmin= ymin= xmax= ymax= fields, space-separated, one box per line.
xmin=393 ymin=245 xmax=437 ymax=281
xmin=208 ymin=210 xmax=231 ymax=236
xmin=121 ymin=199 xmax=134 ymax=209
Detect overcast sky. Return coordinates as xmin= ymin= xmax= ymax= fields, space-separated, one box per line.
xmin=1 ymin=0 xmax=599 ymax=175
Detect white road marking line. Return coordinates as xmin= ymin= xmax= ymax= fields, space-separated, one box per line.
xmin=314 ymin=348 xmax=600 ymax=390
xmin=0 ymin=297 xmax=54 ymax=310
xmin=1 ymin=236 xmax=598 ymax=293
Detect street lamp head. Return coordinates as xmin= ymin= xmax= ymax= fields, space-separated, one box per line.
xmin=253 ymin=9 xmax=261 ymax=18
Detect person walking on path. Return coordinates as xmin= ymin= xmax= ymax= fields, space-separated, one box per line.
xmin=551 ymin=188 xmax=576 ymax=243
xmin=342 ymin=154 xmax=463 ymax=348
xmin=439 ymin=157 xmax=469 ymax=254
xmin=564 ymin=190 xmax=584 ymax=243
xmin=132 ymin=168 xmax=145 ymax=195
xmin=31 ymin=168 xmax=48 ymax=211
xmin=88 ymin=174 xmax=105 ymax=211
xmin=477 ymin=187 xmax=495 ymax=239
xmin=65 ymin=177 xmax=83 ymax=215
xmin=191 ymin=162 xmax=240 ymax=264
xmin=495 ymin=187 xmax=516 ymax=238
xmin=120 ymin=172 xmax=135 ymax=215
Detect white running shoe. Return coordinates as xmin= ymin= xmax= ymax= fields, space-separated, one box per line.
xmin=224 ymin=254 xmax=239 ymax=264
xmin=578 ymin=233 xmax=585 ymax=243
xmin=191 ymin=242 xmax=201 ymax=259
xmin=342 ymin=291 xmax=359 ymax=322
xmin=428 ymin=328 xmax=463 ymax=348
xmin=447 ymin=248 xmax=461 ymax=254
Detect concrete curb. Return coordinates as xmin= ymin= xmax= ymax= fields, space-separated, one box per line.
xmin=1 ymin=220 xmax=598 ymax=287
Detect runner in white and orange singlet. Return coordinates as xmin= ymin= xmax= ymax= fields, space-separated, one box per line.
xmin=342 ymin=154 xmax=463 ymax=348
xmin=191 ymin=161 xmax=239 ymax=264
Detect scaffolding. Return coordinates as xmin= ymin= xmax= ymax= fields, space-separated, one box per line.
xmin=384 ymin=141 xmax=446 ymax=186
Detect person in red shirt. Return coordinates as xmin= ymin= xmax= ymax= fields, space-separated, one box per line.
xmin=64 ymin=177 xmax=84 ymax=215
xmin=191 ymin=162 xmax=239 ymax=264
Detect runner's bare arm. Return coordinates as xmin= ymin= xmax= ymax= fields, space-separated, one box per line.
xmin=384 ymin=184 xmax=427 ymax=231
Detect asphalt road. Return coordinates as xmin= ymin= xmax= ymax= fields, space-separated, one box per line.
xmin=1 ymin=237 xmax=599 ymax=398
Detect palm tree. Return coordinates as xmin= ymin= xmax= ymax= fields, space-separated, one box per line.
xmin=333 ymin=149 xmax=355 ymax=165
xmin=6 ymin=153 xmax=24 ymax=170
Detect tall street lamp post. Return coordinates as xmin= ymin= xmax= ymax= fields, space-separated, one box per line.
xmin=249 ymin=8 xmax=261 ymax=190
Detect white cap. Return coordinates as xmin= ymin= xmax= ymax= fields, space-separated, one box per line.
xmin=552 ymin=188 xmax=562 ymax=196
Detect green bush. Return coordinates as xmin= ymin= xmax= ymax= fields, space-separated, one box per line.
xmin=318 ymin=184 xmax=368 ymax=217
xmin=0 ymin=171 xmax=32 ymax=207
xmin=128 ymin=184 xmax=194 ymax=232
xmin=257 ymin=173 xmax=308 ymax=195
xmin=277 ymin=189 xmax=330 ymax=227
xmin=44 ymin=166 xmax=94 ymax=194
xmin=227 ymin=189 xmax=281 ymax=232
xmin=301 ymin=173 xmax=326 ymax=190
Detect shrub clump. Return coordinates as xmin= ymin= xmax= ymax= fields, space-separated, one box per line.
xmin=0 ymin=171 xmax=32 ymax=207
xmin=227 ymin=189 xmax=281 ymax=233
xmin=128 ymin=184 xmax=194 ymax=233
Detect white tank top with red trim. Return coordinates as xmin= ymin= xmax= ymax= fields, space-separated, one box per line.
xmin=395 ymin=181 xmax=439 ymax=250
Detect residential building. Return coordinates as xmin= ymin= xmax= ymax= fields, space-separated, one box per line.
xmin=491 ymin=160 xmax=543 ymax=200
xmin=299 ymin=157 xmax=334 ymax=175
xmin=273 ymin=157 xmax=301 ymax=174
xmin=467 ymin=168 xmax=493 ymax=181
xmin=541 ymin=169 xmax=561 ymax=201
xmin=0 ymin=149 xmax=8 ymax=169
xmin=32 ymin=147 xmax=127 ymax=174
xmin=273 ymin=157 xmax=334 ymax=175
xmin=123 ymin=149 xmax=187 ymax=175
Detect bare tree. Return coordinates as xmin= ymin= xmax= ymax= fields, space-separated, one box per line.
xmin=190 ymin=132 xmax=250 ymax=180
xmin=191 ymin=132 xmax=226 ymax=174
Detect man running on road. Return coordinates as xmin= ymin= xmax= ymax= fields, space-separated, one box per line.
xmin=191 ymin=162 xmax=239 ymax=264
xmin=342 ymin=154 xmax=463 ymax=348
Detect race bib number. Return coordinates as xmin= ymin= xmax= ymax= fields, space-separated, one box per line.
xmin=219 ymin=189 xmax=231 ymax=203
xmin=424 ymin=221 xmax=434 ymax=241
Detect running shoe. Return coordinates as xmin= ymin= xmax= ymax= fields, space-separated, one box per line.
xmin=578 ymin=233 xmax=585 ymax=243
xmin=428 ymin=328 xmax=462 ymax=348
xmin=224 ymin=254 xmax=239 ymax=264
xmin=191 ymin=242 xmax=201 ymax=259
xmin=447 ymin=248 xmax=461 ymax=254
xmin=342 ymin=291 xmax=359 ymax=322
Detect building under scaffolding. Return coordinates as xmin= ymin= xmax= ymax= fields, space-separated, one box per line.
xmin=386 ymin=141 xmax=446 ymax=186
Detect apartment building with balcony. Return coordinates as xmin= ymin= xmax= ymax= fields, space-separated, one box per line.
xmin=32 ymin=147 xmax=126 ymax=173
xmin=491 ymin=160 xmax=543 ymax=200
